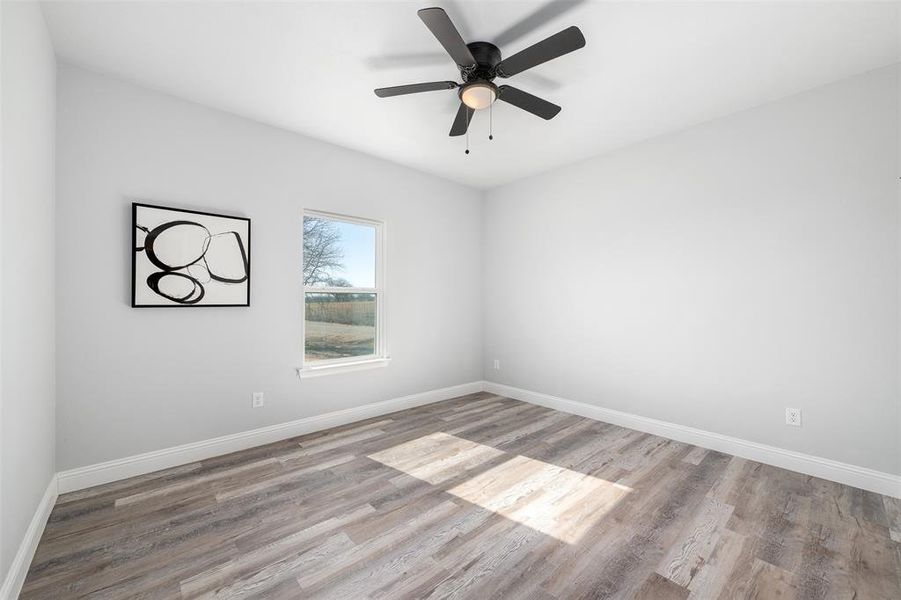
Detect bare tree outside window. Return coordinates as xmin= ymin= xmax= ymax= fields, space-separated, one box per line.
xmin=303 ymin=216 xmax=345 ymax=286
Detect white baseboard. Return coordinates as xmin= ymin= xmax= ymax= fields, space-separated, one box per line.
xmin=483 ymin=381 xmax=901 ymax=499
xmin=0 ymin=476 xmax=58 ymax=600
xmin=57 ymin=381 xmax=484 ymax=494
xmin=52 ymin=378 xmax=901 ymax=499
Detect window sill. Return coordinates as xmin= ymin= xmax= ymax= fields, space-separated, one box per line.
xmin=296 ymin=357 xmax=391 ymax=379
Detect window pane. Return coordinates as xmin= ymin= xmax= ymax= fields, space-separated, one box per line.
xmin=305 ymin=293 xmax=376 ymax=361
xmin=303 ymin=216 xmax=375 ymax=288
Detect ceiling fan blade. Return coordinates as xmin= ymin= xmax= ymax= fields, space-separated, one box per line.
xmin=493 ymin=0 xmax=586 ymax=48
xmin=374 ymin=81 xmax=457 ymax=98
xmin=418 ymin=7 xmax=477 ymax=68
xmin=496 ymin=26 xmax=585 ymax=78
xmin=497 ymin=85 xmax=561 ymax=120
xmin=449 ymin=102 xmax=475 ymax=136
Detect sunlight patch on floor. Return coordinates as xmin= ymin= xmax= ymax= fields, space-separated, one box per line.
xmin=367 ymin=432 xmax=631 ymax=543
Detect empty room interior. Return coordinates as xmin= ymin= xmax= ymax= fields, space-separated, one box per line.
xmin=1 ymin=0 xmax=900 ymax=598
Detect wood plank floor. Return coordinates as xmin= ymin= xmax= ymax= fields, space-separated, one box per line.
xmin=22 ymin=393 xmax=901 ymax=599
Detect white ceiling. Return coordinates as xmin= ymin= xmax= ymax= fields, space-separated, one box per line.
xmin=41 ymin=1 xmax=900 ymax=189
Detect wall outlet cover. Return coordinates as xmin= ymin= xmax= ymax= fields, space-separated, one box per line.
xmin=252 ymin=392 xmax=265 ymax=408
xmin=785 ymin=407 xmax=801 ymax=427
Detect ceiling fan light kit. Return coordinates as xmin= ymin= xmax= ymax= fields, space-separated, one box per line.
xmin=460 ymin=81 xmax=497 ymax=110
xmin=374 ymin=6 xmax=585 ymax=154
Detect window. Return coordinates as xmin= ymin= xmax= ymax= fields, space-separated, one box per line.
xmin=300 ymin=211 xmax=387 ymax=376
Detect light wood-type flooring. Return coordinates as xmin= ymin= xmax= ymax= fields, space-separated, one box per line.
xmin=22 ymin=393 xmax=901 ymax=599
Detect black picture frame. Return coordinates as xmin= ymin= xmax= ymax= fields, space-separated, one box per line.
xmin=131 ymin=202 xmax=251 ymax=308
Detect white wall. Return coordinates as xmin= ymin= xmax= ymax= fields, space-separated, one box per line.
xmin=55 ymin=65 xmax=482 ymax=470
xmin=0 ymin=0 xmax=56 ymax=582
xmin=48 ymin=51 xmax=901 ymax=484
xmin=483 ymin=65 xmax=900 ymax=475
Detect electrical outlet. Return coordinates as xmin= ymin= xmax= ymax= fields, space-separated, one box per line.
xmin=785 ymin=408 xmax=801 ymax=427
xmin=493 ymin=359 xmax=500 ymax=370
xmin=252 ymin=392 xmax=265 ymax=408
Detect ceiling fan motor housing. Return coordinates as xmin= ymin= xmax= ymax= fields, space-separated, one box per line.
xmin=462 ymin=41 xmax=502 ymax=82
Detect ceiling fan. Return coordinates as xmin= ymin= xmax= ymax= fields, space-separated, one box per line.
xmin=373 ymin=6 xmax=585 ymax=143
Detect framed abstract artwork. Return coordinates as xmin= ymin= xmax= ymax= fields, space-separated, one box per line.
xmin=132 ymin=203 xmax=251 ymax=307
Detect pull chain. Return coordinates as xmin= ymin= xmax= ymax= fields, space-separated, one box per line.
xmin=465 ymin=108 xmax=470 ymax=155
xmin=489 ymin=101 xmax=493 ymax=140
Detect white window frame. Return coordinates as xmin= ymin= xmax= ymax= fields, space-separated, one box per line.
xmin=298 ymin=210 xmax=388 ymax=378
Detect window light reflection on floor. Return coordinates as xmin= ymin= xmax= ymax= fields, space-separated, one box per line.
xmin=367 ymin=432 xmax=631 ymax=544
